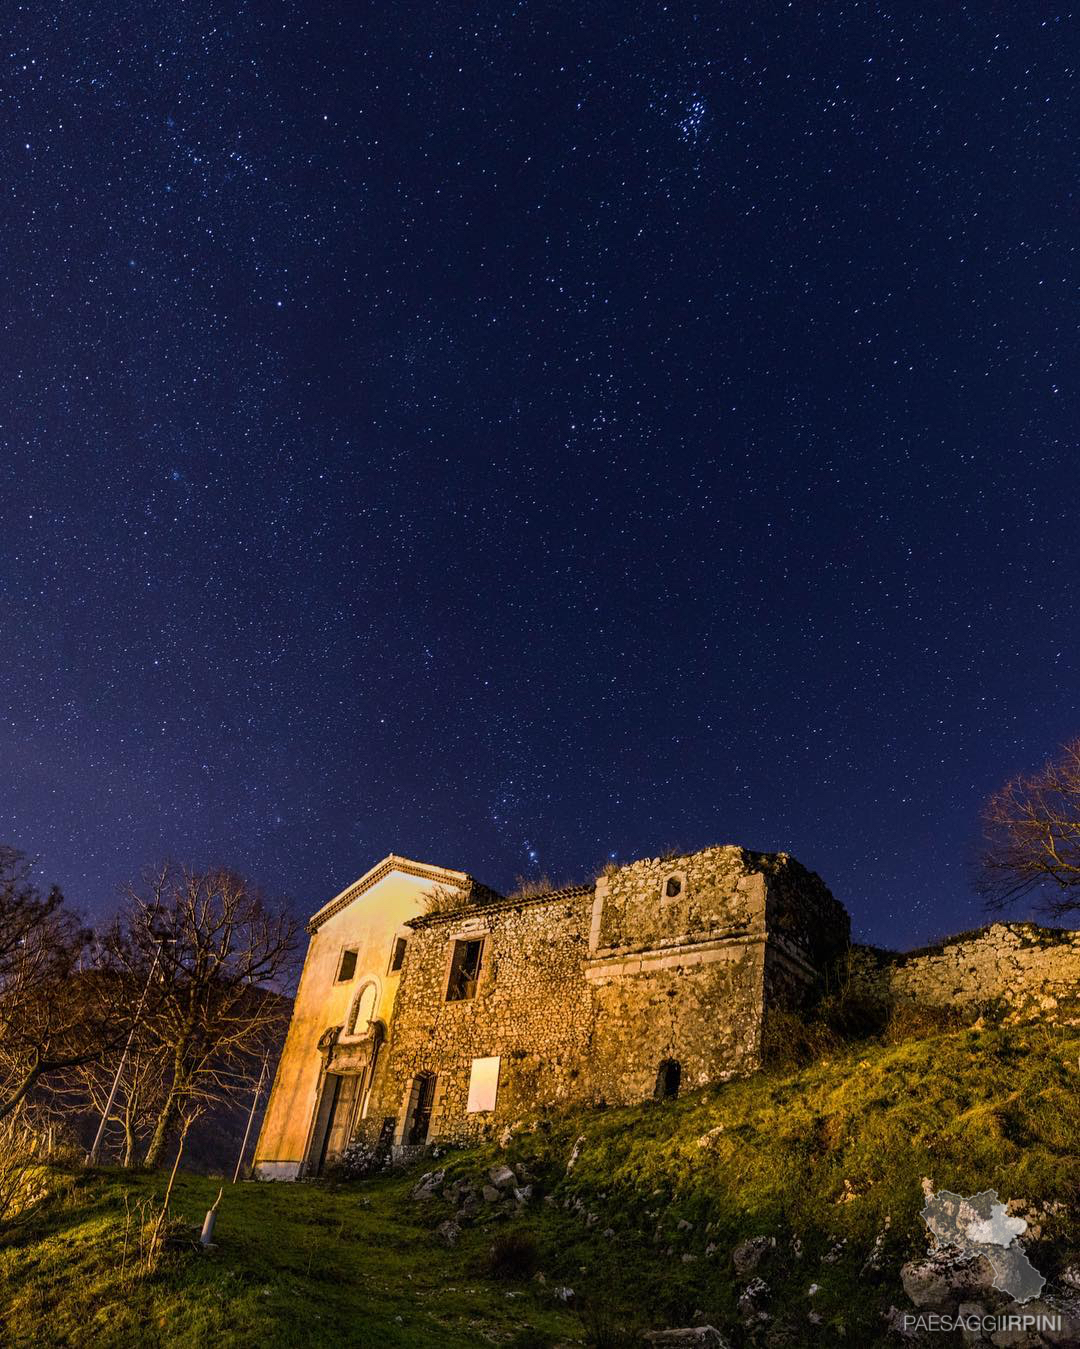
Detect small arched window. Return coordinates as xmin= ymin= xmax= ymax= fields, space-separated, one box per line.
xmin=348 ymin=981 xmax=378 ymax=1036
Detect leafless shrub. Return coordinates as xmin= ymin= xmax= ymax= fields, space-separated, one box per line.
xmin=485 ymin=1229 xmax=539 ymax=1281
xmin=883 ymin=1000 xmax=968 ymax=1045
xmin=504 ymin=875 xmax=556 ymax=901
xmin=0 ymin=847 xmax=124 ymax=1124
xmin=0 ymin=1111 xmax=68 ymax=1235
xmin=419 ymin=882 xmax=471 ymax=915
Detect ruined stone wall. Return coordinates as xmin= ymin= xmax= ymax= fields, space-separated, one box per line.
xmin=761 ymin=853 xmax=851 ymax=980
xmin=848 ymin=923 xmax=1080 ymax=1015
xmin=359 ymin=846 xmax=851 ymax=1153
xmin=585 ymin=847 xmax=772 ymax=1094
xmin=591 ymin=845 xmax=767 ymax=953
xmin=362 ymin=891 xmax=597 ymax=1148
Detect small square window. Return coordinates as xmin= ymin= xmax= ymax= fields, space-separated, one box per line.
xmin=660 ymin=871 xmax=686 ymax=902
xmin=446 ymin=938 xmax=484 ymax=1001
xmin=389 ymin=936 xmax=408 ymax=973
xmin=337 ymin=948 xmax=357 ymax=982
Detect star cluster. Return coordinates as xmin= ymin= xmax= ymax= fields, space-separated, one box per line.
xmin=2 ymin=4 xmax=1078 ymax=946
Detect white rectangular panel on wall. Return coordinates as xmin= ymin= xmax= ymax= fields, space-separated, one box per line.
xmin=466 ymin=1055 xmax=501 ymax=1113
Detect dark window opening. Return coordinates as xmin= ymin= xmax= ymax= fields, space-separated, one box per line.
xmin=337 ymin=949 xmax=357 ymax=982
xmin=664 ymin=876 xmax=682 ymax=898
xmin=389 ymin=936 xmax=408 ymax=973
xmin=405 ymin=1073 xmax=437 ymax=1146
xmin=655 ymin=1059 xmax=681 ymax=1100
xmin=446 ymin=938 xmax=484 ymax=1001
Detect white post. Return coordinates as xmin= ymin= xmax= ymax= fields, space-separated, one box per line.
xmin=232 ymin=1053 xmax=269 ymax=1183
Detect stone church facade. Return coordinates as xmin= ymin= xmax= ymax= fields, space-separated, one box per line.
xmin=253 ymin=843 xmax=849 ymax=1179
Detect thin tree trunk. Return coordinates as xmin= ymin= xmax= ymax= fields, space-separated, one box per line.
xmin=122 ymin=1111 xmax=136 ymax=1169
xmin=143 ymin=1089 xmax=180 ymax=1169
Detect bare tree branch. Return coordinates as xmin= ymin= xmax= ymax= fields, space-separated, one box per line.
xmin=977 ymin=737 xmax=1080 ymax=918
xmin=110 ymin=864 xmax=299 ymax=1167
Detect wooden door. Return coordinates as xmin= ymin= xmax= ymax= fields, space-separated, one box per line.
xmin=323 ymin=1074 xmax=361 ymax=1165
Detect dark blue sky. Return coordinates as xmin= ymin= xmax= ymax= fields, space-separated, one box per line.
xmin=2 ymin=4 xmax=1078 ymax=947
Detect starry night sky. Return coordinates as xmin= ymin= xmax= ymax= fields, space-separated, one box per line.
xmin=3 ymin=4 xmax=1078 ymax=948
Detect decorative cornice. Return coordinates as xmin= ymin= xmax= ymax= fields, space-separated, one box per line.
xmin=306 ymin=854 xmax=476 ymax=933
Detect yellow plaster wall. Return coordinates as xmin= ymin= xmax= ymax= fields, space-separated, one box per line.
xmin=254 ymin=866 xmax=456 ymax=1176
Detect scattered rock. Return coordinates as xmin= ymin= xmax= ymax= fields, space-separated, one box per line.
xmin=481 ymin=1184 xmax=501 ymax=1204
xmin=1061 ymin=1264 xmax=1080 ymax=1291
xmin=553 ymin=1286 xmax=575 ymax=1303
xmin=737 ymin=1278 xmax=770 ymax=1321
xmin=697 ymin=1126 xmax=725 ymax=1150
xmin=566 ymin=1135 xmax=586 ymax=1172
xmin=677 ymin=1218 xmax=693 ymax=1232
xmin=901 ymin=1248 xmax=1000 ymax=1311
xmin=436 ymin=1219 xmax=460 ymax=1247
xmin=512 ymin=1185 xmax=533 ymax=1205
xmin=488 ymin=1164 xmax=516 ymax=1189
xmin=884 ymin=1304 xmax=920 ymax=1341
xmin=410 ymin=1169 xmax=445 ymax=1200
xmin=861 ymin=1217 xmax=892 ymax=1275
xmin=732 ymin=1236 xmax=775 ymax=1279
xmin=642 ymin=1329 xmax=730 ymax=1347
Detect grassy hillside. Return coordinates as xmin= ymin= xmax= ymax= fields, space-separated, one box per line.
xmin=2 ymin=1019 xmax=1078 ymax=1347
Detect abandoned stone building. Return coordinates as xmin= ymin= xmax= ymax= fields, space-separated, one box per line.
xmin=253 ymin=843 xmax=849 ymax=1178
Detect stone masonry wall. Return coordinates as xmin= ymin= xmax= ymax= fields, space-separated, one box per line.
xmin=585 ymin=847 xmax=772 ymax=1095
xmin=592 ymin=845 xmax=767 ymax=953
xmin=848 ymin=923 xmax=1080 ymax=1015
xmin=362 ymin=891 xmax=597 ymax=1148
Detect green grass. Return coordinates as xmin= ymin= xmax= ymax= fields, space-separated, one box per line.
xmin=2 ymin=1020 xmax=1078 ymax=1347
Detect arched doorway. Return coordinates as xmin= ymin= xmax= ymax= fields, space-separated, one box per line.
xmin=654 ymin=1059 xmax=681 ymax=1100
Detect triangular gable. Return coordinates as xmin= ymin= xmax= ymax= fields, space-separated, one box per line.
xmin=306 ymin=854 xmax=473 ymax=932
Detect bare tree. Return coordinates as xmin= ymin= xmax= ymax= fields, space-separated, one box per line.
xmin=114 ymin=864 xmax=298 ymax=1168
xmin=978 ymin=737 xmax=1080 ymax=917
xmin=0 ymin=847 xmax=118 ymax=1122
xmin=58 ymin=1046 xmax=171 ymax=1167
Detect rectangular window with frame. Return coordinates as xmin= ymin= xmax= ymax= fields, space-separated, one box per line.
xmin=445 ymin=937 xmax=484 ymax=1001
xmin=466 ymin=1056 xmax=500 ymax=1113
xmin=388 ymin=936 xmax=408 ymax=973
xmin=336 ymin=948 xmax=358 ymax=982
